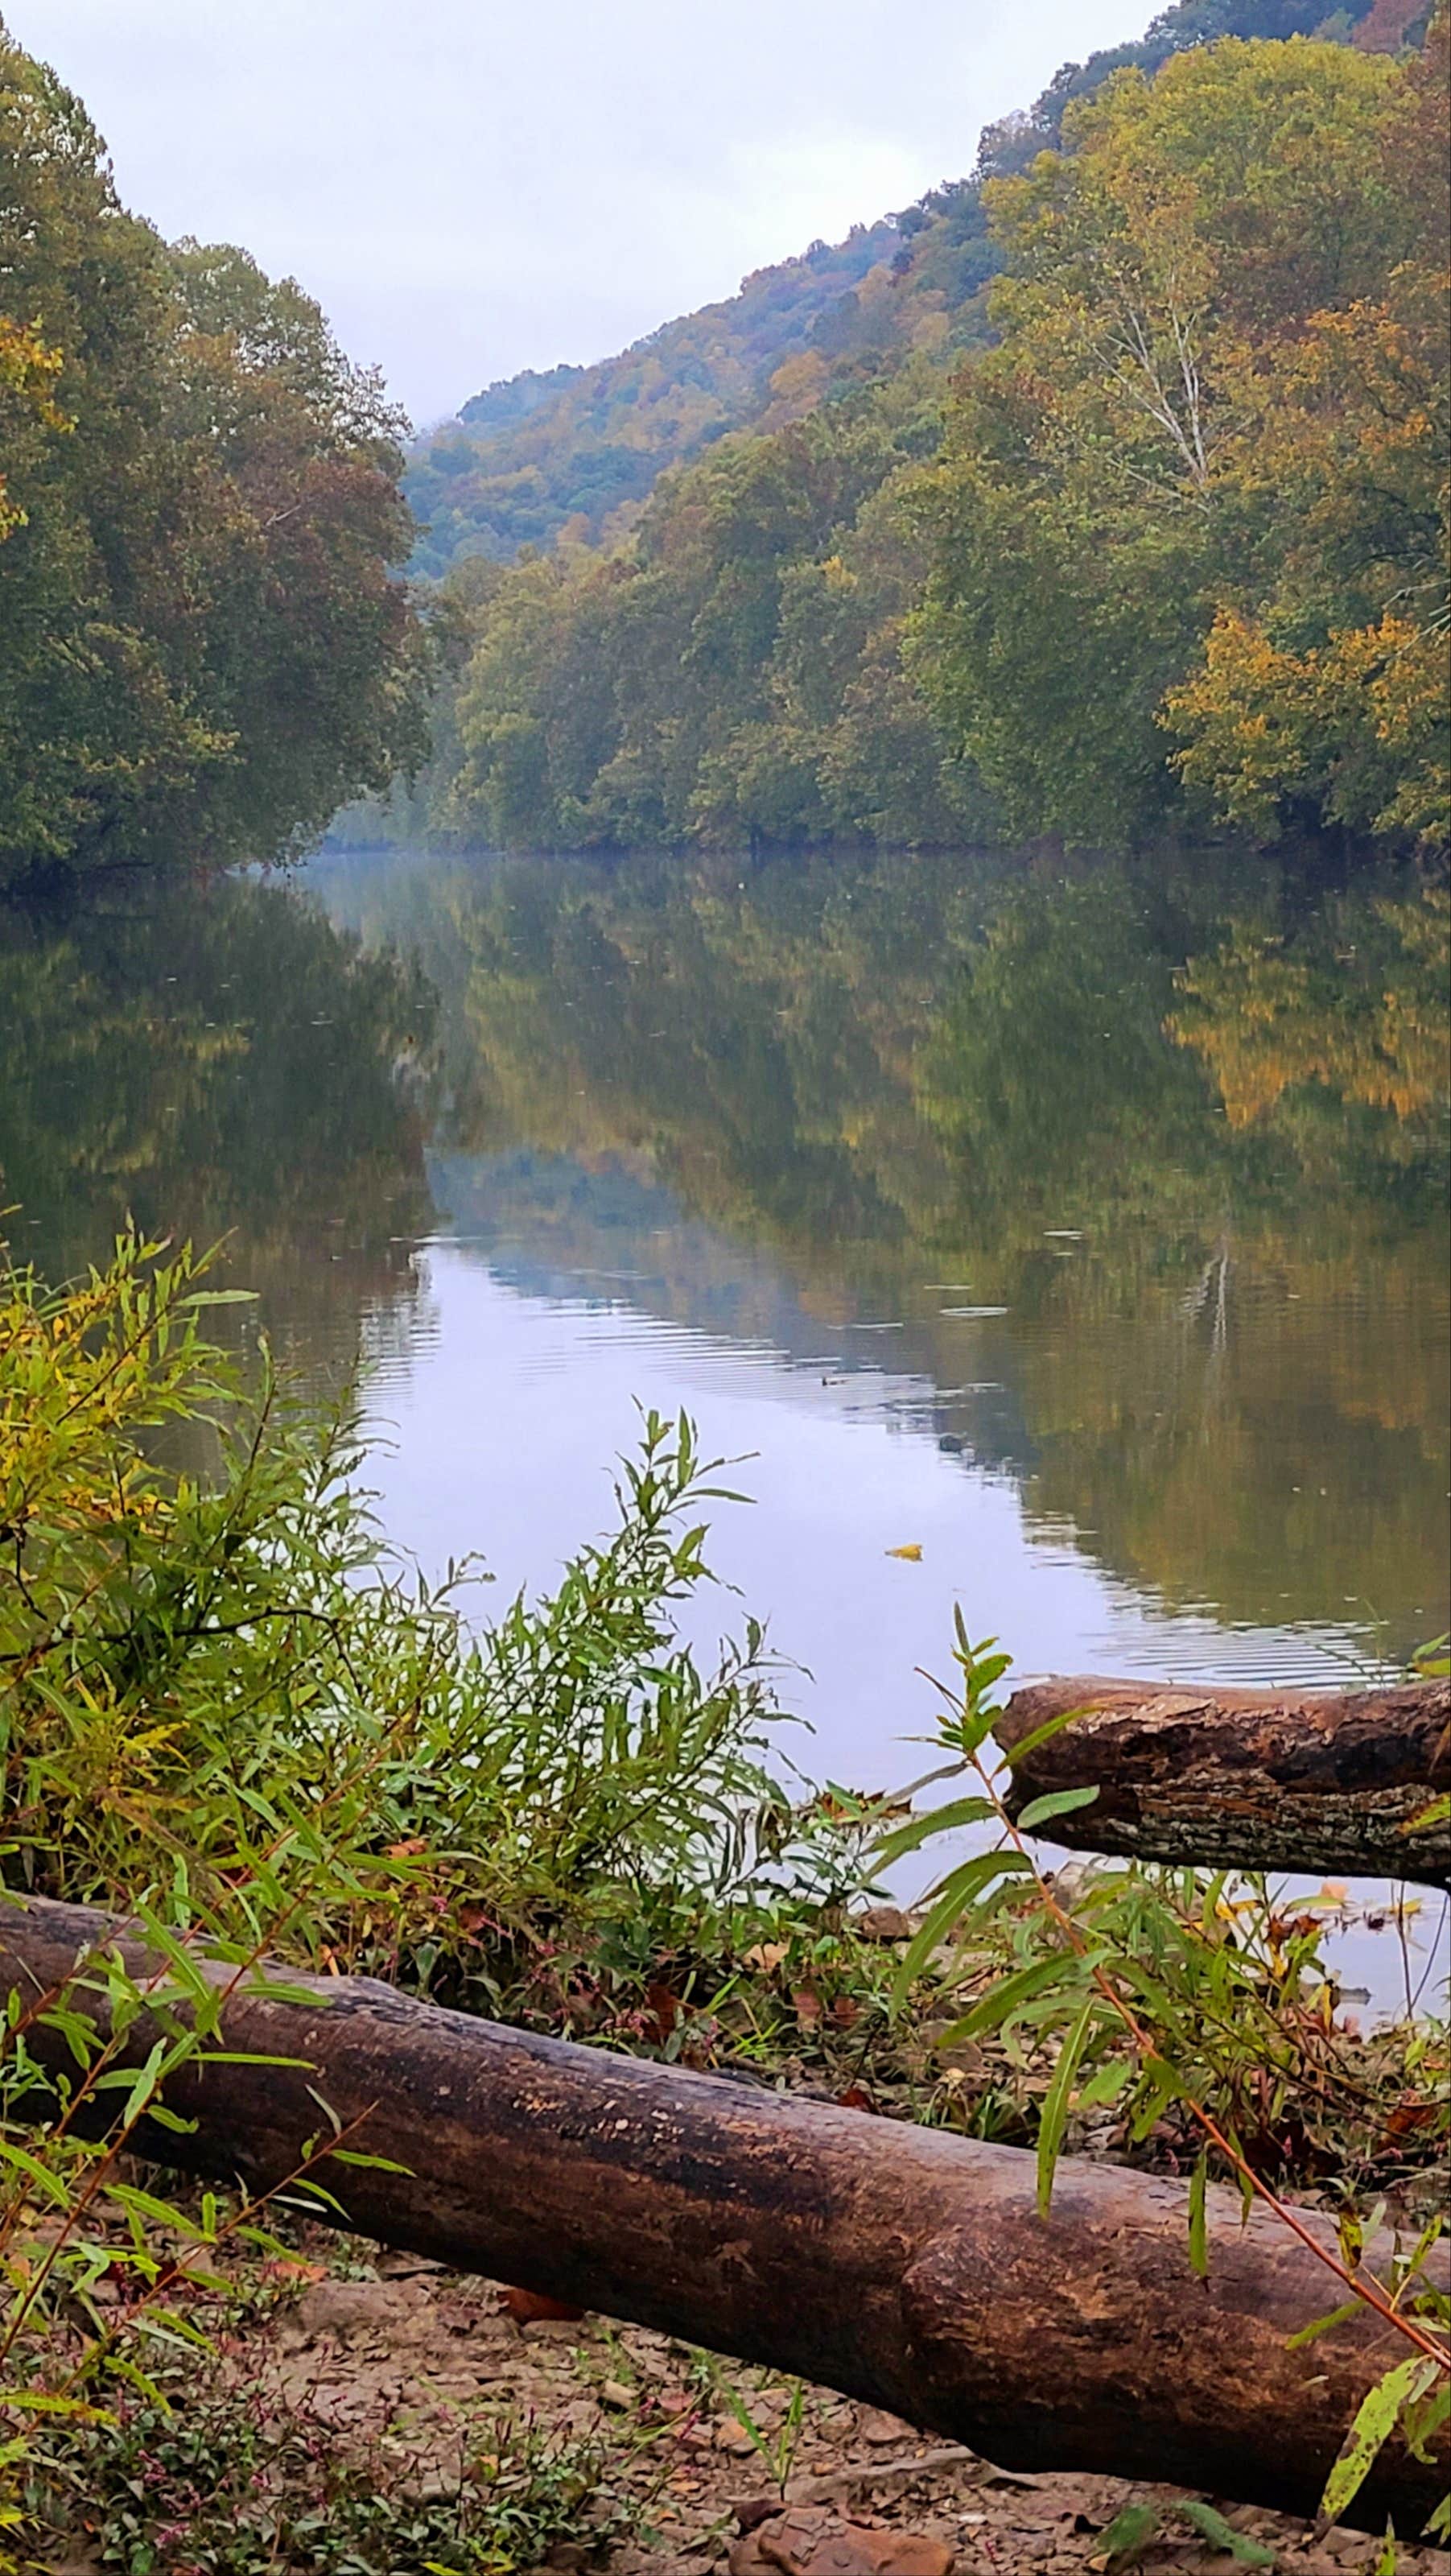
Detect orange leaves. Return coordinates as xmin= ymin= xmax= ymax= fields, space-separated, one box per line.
xmin=642 ymin=1982 xmax=682 ymax=2044
xmin=497 ymin=2283 xmax=586 ymax=2326
xmin=1165 ymin=606 xmax=1451 ymax=851
xmin=1170 ymin=878 xmax=1449 ymax=1135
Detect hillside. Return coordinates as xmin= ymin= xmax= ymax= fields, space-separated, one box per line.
xmin=402 ymin=0 xmax=1404 ymax=579
xmin=405 ymin=222 xmax=901 ymax=575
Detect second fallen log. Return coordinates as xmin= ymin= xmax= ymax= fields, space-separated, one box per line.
xmin=996 ymin=1675 xmax=1451 ymax=1888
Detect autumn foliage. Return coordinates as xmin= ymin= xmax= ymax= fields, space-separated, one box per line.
xmin=0 ymin=30 xmax=431 ymax=886
xmin=918 ymin=23 xmax=1449 ymax=850
xmin=412 ymin=11 xmax=1448 ymax=860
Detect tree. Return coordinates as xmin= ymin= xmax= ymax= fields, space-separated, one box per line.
xmin=1162 ymin=22 xmax=1449 ymax=842
xmin=913 ymin=32 xmax=1445 ymax=848
xmin=0 ymin=27 xmax=431 ymax=884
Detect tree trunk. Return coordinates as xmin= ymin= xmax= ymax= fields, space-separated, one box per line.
xmin=2 ymin=1893 xmax=1445 ymax=2532
xmin=996 ymin=1676 xmax=1450 ymax=1889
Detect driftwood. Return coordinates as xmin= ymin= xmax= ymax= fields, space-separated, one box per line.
xmin=2 ymin=1893 xmax=1446 ymax=2530
xmin=996 ymin=1676 xmax=1451 ymax=1889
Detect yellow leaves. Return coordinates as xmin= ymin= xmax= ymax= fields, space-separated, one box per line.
xmin=1165 ymin=605 xmax=1451 ymax=852
xmin=885 ymin=1542 xmax=923 ymax=1562
xmin=0 ymin=316 xmax=70 ymax=543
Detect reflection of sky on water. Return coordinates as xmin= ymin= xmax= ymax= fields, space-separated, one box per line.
xmin=357 ymin=1212 xmax=1447 ymax=2025
xmin=10 ymin=838 xmax=1442 ymax=2021
xmin=367 ymin=1158 xmax=1412 ymax=1712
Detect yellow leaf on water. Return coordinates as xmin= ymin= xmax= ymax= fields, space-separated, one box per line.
xmin=886 ymin=1542 xmax=923 ymax=1562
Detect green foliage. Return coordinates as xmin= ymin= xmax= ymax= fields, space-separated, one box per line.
xmin=873 ymin=1617 xmax=1450 ymax=2528
xmin=0 ymin=31 xmax=431 ymax=885
xmin=415 ymin=364 xmax=984 ymax=853
xmin=0 ymin=1235 xmax=796 ymax=1972
xmin=406 ymin=223 xmax=908 ymax=576
xmin=915 ymin=26 xmax=1449 ymax=847
xmin=47 ymin=2379 xmax=618 ymax=2575
xmin=0 ymin=1228 xmax=865 ymax=2547
xmin=0 ymin=1224 xmax=1446 ymax=2549
xmin=1096 ymin=2495 xmax=1277 ymax=2568
xmin=1318 ymin=2354 xmax=1447 ymax=2534
xmin=405 ymin=0 xmax=1389 ymax=583
xmin=382 ymin=1 xmax=1433 ymax=859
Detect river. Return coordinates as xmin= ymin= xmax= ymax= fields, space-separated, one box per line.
xmin=3 ymin=840 xmax=1447 ymax=2004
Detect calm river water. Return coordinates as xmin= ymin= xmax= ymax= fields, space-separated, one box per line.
xmin=3 ymin=841 xmax=1447 ymax=1996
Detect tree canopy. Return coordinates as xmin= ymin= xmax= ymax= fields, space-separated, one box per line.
xmin=917 ymin=25 xmax=1449 ymax=847
xmin=0 ymin=24 xmax=431 ymax=887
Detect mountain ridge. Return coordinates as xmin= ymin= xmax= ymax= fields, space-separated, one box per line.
xmin=402 ymin=0 xmax=1404 ymax=578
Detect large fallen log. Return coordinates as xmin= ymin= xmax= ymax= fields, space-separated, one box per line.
xmin=996 ymin=1675 xmax=1451 ymax=1889
xmin=2 ymin=1893 xmax=1445 ymax=2530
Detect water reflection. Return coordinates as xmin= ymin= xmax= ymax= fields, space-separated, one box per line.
xmin=313 ymin=843 xmax=1449 ymax=1676
xmin=0 ymin=870 xmax=438 ymax=1374
xmin=4 ymin=841 xmax=1445 ymax=2009
xmin=3 ymin=844 xmax=1446 ymax=1703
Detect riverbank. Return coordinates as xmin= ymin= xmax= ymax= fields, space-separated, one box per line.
xmin=36 ymin=2214 xmax=1451 ymax=2576
xmin=2 ymin=1232 xmax=1448 ymax=2567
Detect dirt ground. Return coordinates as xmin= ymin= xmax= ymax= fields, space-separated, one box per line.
xmin=60 ymin=2244 xmax=1448 ymax=2576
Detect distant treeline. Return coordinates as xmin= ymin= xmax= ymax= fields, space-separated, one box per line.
xmin=0 ymin=21 xmax=431 ymax=891
xmin=389 ymin=0 xmax=1447 ymax=860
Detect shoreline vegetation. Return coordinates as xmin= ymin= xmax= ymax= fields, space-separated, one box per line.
xmin=0 ymin=23 xmax=431 ymax=898
xmin=2 ymin=5 xmax=1446 ymax=896
xmin=373 ymin=9 xmax=1449 ymax=868
xmin=0 ymin=1234 xmax=1446 ymax=2565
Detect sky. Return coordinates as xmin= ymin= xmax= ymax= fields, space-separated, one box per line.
xmin=10 ymin=1 xmax=1152 ymax=428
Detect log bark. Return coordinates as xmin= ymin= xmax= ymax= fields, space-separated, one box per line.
xmin=996 ymin=1676 xmax=1451 ymax=1889
xmin=2 ymin=1893 xmax=1446 ymax=2531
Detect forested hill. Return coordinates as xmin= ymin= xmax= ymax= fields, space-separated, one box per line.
xmin=388 ymin=0 xmax=1447 ymax=865
xmin=403 ymin=0 xmax=1414 ymax=576
xmin=406 ymin=224 xmax=900 ymax=575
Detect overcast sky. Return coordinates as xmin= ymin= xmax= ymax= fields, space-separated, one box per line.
xmin=10 ymin=2 xmax=1150 ymax=427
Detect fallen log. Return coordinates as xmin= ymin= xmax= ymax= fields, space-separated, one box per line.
xmin=996 ymin=1675 xmax=1451 ymax=1889
xmin=2 ymin=1893 xmax=1446 ymax=2530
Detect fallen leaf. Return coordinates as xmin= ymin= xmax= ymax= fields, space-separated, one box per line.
xmin=885 ymin=1543 xmax=923 ymax=1562
xmin=792 ymin=1986 xmax=823 ymax=2027
xmin=644 ymin=1981 xmax=682 ymax=2040
xmin=496 ymin=2284 xmax=585 ymax=2326
xmin=744 ymin=1941 xmax=789 ymax=1974
xmin=748 ymin=2507 xmax=955 ymax=2575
